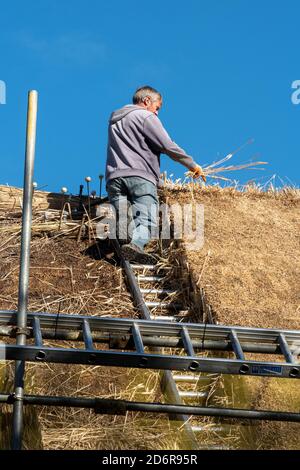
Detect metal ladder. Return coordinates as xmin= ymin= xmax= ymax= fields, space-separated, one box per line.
xmin=132 ymin=261 xmax=212 ymax=429
xmin=131 ymin=260 xmax=239 ymax=449
xmin=113 ymin=240 xmax=206 ymax=449
xmin=134 ymin=262 xmax=216 ymax=446
xmin=1 ymin=310 xmax=299 ymax=376
xmin=1 ymin=299 xmax=300 ymax=451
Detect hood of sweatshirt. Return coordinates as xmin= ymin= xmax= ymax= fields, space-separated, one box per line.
xmin=109 ymin=104 xmax=150 ymax=124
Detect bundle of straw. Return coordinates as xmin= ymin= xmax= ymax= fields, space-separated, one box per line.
xmin=184 ymin=139 xmax=267 ymax=184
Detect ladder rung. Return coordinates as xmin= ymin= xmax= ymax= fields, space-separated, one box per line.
xmin=82 ymin=319 xmax=94 ymax=350
xmin=151 ymin=310 xmax=191 ymax=321
xmin=178 ymin=391 xmax=208 ymax=399
xmin=140 ymin=288 xmax=179 ymax=295
xmin=172 ymin=375 xmax=210 ymax=382
xmin=138 ymin=275 xmax=165 ymax=282
xmin=131 ymin=323 xmax=144 ymax=354
xmin=131 ymin=264 xmax=171 ymax=271
xmin=279 ymin=333 xmax=295 ymax=363
xmin=145 ymin=301 xmax=183 ymax=309
xmin=181 ymin=326 xmax=195 ymax=356
xmin=230 ymin=330 xmax=245 ymax=360
xmin=131 ymin=264 xmax=156 ymax=270
xmin=32 ymin=316 xmax=43 ymax=347
xmin=150 ymin=315 xmax=177 ymax=321
xmin=175 ymin=310 xmax=192 ymax=318
xmin=197 ymin=445 xmax=231 ymax=450
xmin=191 ymin=425 xmax=228 ymax=433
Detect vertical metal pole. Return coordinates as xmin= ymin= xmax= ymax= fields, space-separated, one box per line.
xmin=99 ymin=174 xmax=104 ymax=199
xmin=11 ymin=90 xmax=38 ymax=450
xmin=85 ymin=177 xmax=91 ymax=217
xmin=87 ymin=181 xmax=91 ymax=216
xmin=78 ymin=184 xmax=84 ymax=212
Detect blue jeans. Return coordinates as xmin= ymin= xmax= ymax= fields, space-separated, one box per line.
xmin=106 ymin=176 xmax=159 ymax=250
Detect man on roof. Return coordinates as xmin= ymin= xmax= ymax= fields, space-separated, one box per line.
xmin=105 ymin=85 xmax=206 ymax=260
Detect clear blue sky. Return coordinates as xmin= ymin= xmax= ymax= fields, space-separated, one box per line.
xmin=0 ymin=0 xmax=299 ymax=195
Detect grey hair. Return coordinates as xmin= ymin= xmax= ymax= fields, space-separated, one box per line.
xmin=132 ymin=86 xmax=162 ymax=104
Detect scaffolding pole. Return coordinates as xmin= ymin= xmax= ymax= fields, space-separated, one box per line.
xmin=11 ymin=90 xmax=38 ymax=450
xmin=1 ymin=394 xmax=300 ymax=423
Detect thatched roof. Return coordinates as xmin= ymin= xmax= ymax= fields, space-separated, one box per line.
xmin=1 ymin=184 xmax=299 ymax=450
xmin=165 ymin=185 xmax=300 ymax=450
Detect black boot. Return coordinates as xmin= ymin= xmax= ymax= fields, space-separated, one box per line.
xmin=121 ymin=243 xmax=157 ymax=264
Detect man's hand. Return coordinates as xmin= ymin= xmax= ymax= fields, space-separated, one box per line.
xmin=190 ymin=165 xmax=206 ymax=182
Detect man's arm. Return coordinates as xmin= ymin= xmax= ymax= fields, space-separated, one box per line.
xmin=143 ymin=114 xmax=198 ymax=170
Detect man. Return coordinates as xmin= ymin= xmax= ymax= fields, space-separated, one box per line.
xmin=105 ymin=85 xmax=206 ymax=260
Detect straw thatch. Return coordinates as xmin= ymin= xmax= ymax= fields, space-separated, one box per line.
xmin=165 ymin=185 xmax=300 ymax=450
xmin=0 ymin=187 xmax=207 ymax=450
xmin=1 ymin=183 xmax=299 ymax=449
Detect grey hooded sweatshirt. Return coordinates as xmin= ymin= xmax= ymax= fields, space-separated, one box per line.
xmin=106 ymin=105 xmax=198 ymax=186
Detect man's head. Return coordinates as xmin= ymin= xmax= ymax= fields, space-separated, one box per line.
xmin=132 ymin=86 xmax=162 ymax=115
